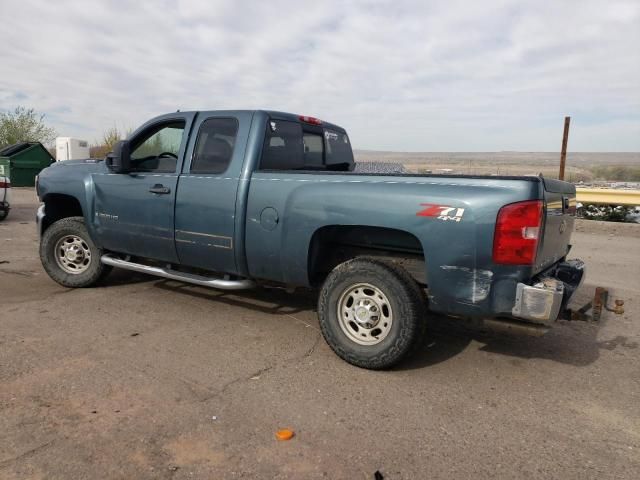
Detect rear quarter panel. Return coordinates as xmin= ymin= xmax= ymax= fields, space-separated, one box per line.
xmin=246 ymin=172 xmax=542 ymax=317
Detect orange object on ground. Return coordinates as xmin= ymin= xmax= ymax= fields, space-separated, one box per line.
xmin=275 ymin=429 xmax=295 ymax=441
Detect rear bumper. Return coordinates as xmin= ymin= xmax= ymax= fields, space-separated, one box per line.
xmin=511 ymin=259 xmax=585 ymax=325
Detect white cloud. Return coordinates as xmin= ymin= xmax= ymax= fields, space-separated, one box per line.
xmin=0 ymin=0 xmax=638 ymax=151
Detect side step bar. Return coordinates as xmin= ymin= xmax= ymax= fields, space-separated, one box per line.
xmin=101 ymin=254 xmax=256 ymax=291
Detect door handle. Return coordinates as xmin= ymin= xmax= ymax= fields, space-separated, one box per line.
xmin=149 ymin=184 xmax=171 ymax=195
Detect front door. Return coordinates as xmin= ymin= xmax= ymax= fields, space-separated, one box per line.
xmin=92 ymin=114 xmax=195 ymax=263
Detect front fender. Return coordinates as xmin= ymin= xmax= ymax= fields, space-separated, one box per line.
xmin=36 ymin=160 xmax=102 ymax=245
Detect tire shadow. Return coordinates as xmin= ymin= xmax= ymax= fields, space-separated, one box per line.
xmin=98 ymin=268 xmax=158 ymax=287
xmin=396 ymin=317 xmax=605 ymax=371
xmin=400 ymin=282 xmax=623 ymax=370
xmin=152 ymin=280 xmax=318 ymax=317
xmin=105 ymin=272 xmax=622 ymax=371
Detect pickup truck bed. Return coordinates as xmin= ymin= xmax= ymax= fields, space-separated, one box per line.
xmin=35 ymin=110 xmax=584 ymax=369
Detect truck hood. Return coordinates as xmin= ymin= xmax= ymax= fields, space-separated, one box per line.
xmin=37 ymin=159 xmax=108 ymax=201
xmin=52 ymin=158 xmax=104 ymax=167
xmin=41 ymin=158 xmax=106 ymax=175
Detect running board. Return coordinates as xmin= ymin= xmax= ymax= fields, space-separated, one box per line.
xmin=100 ymin=255 xmax=256 ymax=290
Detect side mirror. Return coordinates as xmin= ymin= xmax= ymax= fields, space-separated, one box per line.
xmin=105 ymin=140 xmax=131 ymax=173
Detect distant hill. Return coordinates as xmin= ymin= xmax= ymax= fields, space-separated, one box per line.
xmin=353 ymin=151 xmax=640 ymax=182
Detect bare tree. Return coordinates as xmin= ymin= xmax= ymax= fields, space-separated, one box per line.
xmin=102 ymin=126 xmax=125 ymax=151
xmin=91 ymin=126 xmax=131 ymax=159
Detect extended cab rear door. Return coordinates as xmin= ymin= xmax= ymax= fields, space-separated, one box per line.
xmin=174 ymin=111 xmax=253 ymax=274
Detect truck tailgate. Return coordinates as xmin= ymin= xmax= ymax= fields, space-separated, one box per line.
xmin=535 ymin=178 xmax=576 ymax=273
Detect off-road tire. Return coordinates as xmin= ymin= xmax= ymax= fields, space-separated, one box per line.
xmin=318 ymin=257 xmax=427 ymax=369
xmin=40 ymin=216 xmax=111 ymax=287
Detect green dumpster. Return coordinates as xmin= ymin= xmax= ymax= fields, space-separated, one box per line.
xmin=0 ymin=142 xmax=55 ymax=187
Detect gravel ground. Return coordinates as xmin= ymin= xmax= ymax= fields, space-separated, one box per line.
xmin=1 ymin=188 xmax=638 ymax=479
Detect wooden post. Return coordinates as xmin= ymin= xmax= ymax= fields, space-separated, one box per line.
xmin=559 ymin=116 xmax=570 ymax=180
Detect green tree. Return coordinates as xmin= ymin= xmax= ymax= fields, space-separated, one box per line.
xmin=0 ymin=106 xmax=57 ymax=148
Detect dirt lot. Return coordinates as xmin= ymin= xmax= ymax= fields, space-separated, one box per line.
xmin=1 ymin=188 xmax=639 ymax=479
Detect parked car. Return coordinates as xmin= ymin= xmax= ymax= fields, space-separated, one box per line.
xmin=0 ymin=174 xmax=11 ymax=221
xmin=35 ymin=110 xmax=584 ymax=369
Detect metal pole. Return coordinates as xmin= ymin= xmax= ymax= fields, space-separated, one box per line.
xmin=559 ymin=116 xmax=570 ymax=180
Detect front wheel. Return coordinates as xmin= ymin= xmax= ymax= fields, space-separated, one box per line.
xmin=318 ymin=257 xmax=427 ymax=369
xmin=40 ymin=216 xmax=111 ymax=287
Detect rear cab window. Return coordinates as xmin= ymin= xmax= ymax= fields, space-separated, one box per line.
xmin=259 ymin=117 xmax=354 ymax=172
xmin=260 ymin=120 xmax=304 ymax=170
xmin=324 ymin=129 xmax=353 ymax=168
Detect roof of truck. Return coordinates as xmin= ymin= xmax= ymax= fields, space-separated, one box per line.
xmin=260 ymin=110 xmax=347 ymax=133
xmin=160 ymin=110 xmax=347 ymax=134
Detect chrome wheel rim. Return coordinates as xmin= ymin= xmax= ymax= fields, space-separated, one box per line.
xmin=337 ymin=283 xmax=393 ymax=345
xmin=54 ymin=235 xmax=92 ymax=274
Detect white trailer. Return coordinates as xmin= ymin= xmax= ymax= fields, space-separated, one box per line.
xmin=55 ymin=137 xmax=90 ymax=161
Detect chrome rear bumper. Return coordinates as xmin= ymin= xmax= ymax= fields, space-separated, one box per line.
xmin=512 ymin=259 xmax=585 ymax=325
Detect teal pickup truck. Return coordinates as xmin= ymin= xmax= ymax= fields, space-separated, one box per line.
xmin=35 ymin=110 xmax=584 ymax=369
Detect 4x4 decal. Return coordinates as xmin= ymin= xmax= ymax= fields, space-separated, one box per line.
xmin=416 ymin=204 xmax=465 ymax=222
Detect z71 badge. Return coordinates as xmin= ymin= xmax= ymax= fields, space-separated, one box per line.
xmin=416 ymin=204 xmax=465 ymax=222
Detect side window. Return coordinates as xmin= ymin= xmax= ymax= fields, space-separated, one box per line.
xmin=303 ymin=133 xmax=323 ymax=167
xmin=260 ymin=120 xmax=304 ymax=170
xmin=130 ymin=121 xmax=185 ymax=173
xmin=191 ymin=118 xmax=239 ymax=174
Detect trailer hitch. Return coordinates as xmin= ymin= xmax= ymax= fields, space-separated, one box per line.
xmin=563 ymin=287 xmax=624 ymax=322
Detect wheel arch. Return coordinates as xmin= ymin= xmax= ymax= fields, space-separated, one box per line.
xmin=307 ymin=224 xmax=427 ymax=287
xmin=41 ymin=193 xmax=84 ymax=233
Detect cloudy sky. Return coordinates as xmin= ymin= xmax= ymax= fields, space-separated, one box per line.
xmin=1 ymin=0 xmax=638 ymax=151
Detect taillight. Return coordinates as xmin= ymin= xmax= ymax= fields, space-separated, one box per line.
xmin=298 ymin=115 xmax=322 ymax=125
xmin=0 ymin=180 xmax=10 ymax=189
xmin=493 ymin=200 xmax=543 ymax=265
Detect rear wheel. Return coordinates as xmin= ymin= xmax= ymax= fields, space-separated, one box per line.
xmin=40 ymin=216 xmax=111 ymax=287
xmin=318 ymin=257 xmax=427 ymax=369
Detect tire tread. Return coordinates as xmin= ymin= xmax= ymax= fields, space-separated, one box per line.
xmin=318 ymin=257 xmax=427 ymax=369
xmin=40 ymin=216 xmax=110 ymax=288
